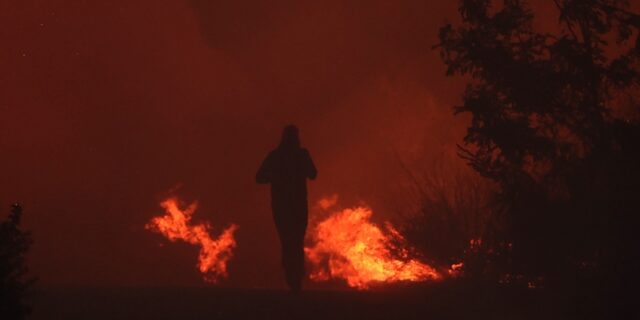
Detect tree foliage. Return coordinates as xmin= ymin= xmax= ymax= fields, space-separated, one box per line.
xmin=438 ymin=0 xmax=640 ymax=286
xmin=0 ymin=204 xmax=34 ymax=320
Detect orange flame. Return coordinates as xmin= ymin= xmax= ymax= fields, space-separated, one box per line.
xmin=305 ymin=197 xmax=441 ymax=289
xmin=146 ymin=197 xmax=239 ymax=283
xmin=448 ymin=262 xmax=464 ymax=276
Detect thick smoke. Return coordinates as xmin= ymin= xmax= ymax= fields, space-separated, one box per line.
xmin=0 ymin=0 xmax=467 ymax=287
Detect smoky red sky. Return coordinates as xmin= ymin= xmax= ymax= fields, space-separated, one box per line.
xmin=0 ymin=0 xmax=497 ymax=288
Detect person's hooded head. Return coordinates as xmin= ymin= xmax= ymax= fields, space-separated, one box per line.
xmin=279 ymin=125 xmax=300 ymax=149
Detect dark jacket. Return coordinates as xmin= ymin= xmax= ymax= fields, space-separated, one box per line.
xmin=256 ymin=147 xmax=317 ymax=213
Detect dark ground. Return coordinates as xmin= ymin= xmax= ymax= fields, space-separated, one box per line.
xmin=28 ymin=283 xmax=576 ymax=320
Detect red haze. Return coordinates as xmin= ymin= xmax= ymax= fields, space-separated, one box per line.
xmin=0 ymin=1 xmax=471 ymax=287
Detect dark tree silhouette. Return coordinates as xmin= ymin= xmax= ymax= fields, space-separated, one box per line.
xmin=0 ymin=204 xmax=34 ymax=320
xmin=437 ymin=0 xmax=640 ymax=303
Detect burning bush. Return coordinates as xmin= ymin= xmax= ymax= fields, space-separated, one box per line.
xmin=399 ymin=167 xmax=508 ymax=280
xmin=146 ymin=197 xmax=239 ymax=283
xmin=305 ymin=197 xmax=441 ymax=289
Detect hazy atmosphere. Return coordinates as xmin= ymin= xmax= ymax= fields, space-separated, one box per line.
xmin=4 ymin=1 xmax=640 ymax=319
xmin=0 ymin=1 xmax=469 ymax=287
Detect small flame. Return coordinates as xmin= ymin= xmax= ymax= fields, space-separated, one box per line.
xmin=145 ymin=197 xmax=239 ymax=283
xmin=448 ymin=262 xmax=464 ymax=276
xmin=305 ymin=197 xmax=441 ymax=289
xmin=317 ymin=194 xmax=339 ymax=210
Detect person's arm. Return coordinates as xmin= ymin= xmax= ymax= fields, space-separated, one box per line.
xmin=256 ymin=152 xmax=274 ymax=184
xmin=303 ymin=149 xmax=317 ymax=180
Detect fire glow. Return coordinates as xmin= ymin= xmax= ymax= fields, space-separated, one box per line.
xmin=145 ymin=197 xmax=239 ymax=283
xmin=305 ymin=196 xmax=442 ymax=289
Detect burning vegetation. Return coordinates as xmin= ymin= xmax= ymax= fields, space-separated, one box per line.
xmin=145 ymin=194 xmax=465 ymax=289
xmin=145 ymin=197 xmax=239 ymax=283
xmin=305 ymin=196 xmax=442 ymax=289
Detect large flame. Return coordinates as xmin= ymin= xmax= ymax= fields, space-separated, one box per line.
xmin=305 ymin=197 xmax=441 ymax=289
xmin=146 ymin=197 xmax=239 ymax=283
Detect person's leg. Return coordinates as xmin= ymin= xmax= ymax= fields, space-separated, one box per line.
xmin=281 ymin=233 xmax=299 ymax=291
xmin=289 ymin=238 xmax=304 ymax=292
xmin=289 ymin=216 xmax=307 ymax=292
xmin=279 ymin=228 xmax=306 ymax=291
xmin=274 ymin=216 xmax=299 ymax=290
xmin=273 ymin=206 xmax=308 ymax=292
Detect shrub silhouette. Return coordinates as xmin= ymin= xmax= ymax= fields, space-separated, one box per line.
xmin=0 ymin=204 xmax=34 ymax=320
xmin=437 ymin=0 xmax=640 ymax=314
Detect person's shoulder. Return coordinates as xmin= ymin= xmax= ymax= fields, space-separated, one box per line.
xmin=265 ymin=149 xmax=279 ymax=159
xmin=270 ymin=147 xmax=284 ymax=154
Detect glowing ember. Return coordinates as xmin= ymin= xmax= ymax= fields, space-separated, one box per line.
xmin=146 ymin=197 xmax=239 ymax=283
xmin=305 ymin=197 xmax=441 ymax=289
xmin=448 ymin=262 xmax=464 ymax=276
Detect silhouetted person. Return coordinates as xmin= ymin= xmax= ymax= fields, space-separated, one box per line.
xmin=256 ymin=125 xmax=317 ymax=292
